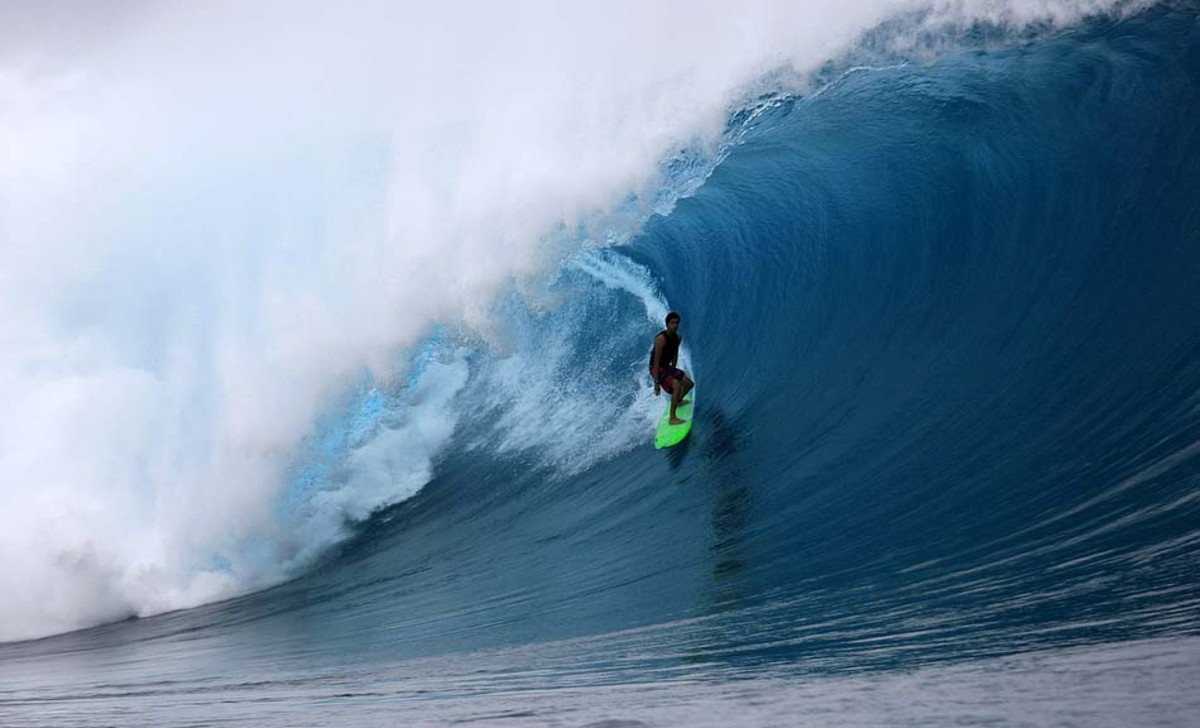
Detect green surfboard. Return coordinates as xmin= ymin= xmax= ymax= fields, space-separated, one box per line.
xmin=654 ymin=387 xmax=695 ymax=449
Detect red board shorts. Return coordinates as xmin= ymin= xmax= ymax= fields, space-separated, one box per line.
xmin=652 ymin=365 xmax=686 ymax=394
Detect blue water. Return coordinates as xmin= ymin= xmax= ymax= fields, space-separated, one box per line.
xmin=4 ymin=4 xmax=1200 ymax=726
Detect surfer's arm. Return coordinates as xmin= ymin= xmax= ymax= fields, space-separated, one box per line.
xmin=652 ymin=334 xmax=665 ymax=378
xmin=652 ymin=334 xmax=664 ymax=394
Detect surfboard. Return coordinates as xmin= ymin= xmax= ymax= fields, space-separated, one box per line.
xmin=654 ymin=387 xmax=694 ymax=449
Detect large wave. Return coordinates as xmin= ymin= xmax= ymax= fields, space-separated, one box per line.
xmin=0 ymin=0 xmax=1166 ymax=643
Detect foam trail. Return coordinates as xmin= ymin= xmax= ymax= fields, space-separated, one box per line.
xmin=0 ymin=0 xmax=1145 ymax=641
xmin=464 ymin=250 xmax=684 ymax=475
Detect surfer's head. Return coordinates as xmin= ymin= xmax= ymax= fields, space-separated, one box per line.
xmin=665 ymin=312 xmax=680 ymax=331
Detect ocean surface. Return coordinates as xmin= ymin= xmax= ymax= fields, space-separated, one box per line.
xmin=3 ymin=2 xmax=1200 ymax=726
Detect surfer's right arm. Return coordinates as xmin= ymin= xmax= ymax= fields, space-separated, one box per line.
xmin=652 ymin=334 xmax=664 ymax=396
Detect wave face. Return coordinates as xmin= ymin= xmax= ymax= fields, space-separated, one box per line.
xmin=3 ymin=2 xmax=1200 ymax=726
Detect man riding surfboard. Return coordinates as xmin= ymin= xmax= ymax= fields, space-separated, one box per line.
xmin=650 ymin=312 xmax=694 ymax=425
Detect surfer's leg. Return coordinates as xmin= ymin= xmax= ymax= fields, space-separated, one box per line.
xmin=678 ymin=375 xmax=693 ymax=404
xmin=668 ymin=377 xmax=686 ymax=425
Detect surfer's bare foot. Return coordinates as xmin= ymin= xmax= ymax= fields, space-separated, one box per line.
xmin=670 ymin=416 xmax=687 ymax=426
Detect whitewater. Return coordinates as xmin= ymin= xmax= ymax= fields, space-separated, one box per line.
xmin=3 ymin=0 xmax=1200 ymax=725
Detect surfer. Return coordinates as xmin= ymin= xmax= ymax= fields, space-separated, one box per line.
xmin=650 ymin=312 xmax=694 ymax=425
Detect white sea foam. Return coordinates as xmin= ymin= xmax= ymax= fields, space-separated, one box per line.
xmin=0 ymin=0 xmax=1142 ymax=641
xmin=465 ymin=251 xmax=682 ymax=476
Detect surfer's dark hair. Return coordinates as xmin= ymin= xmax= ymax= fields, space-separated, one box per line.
xmin=665 ymin=312 xmax=680 ymax=325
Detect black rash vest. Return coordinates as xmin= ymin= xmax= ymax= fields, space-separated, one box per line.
xmin=650 ymin=330 xmax=681 ymax=370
